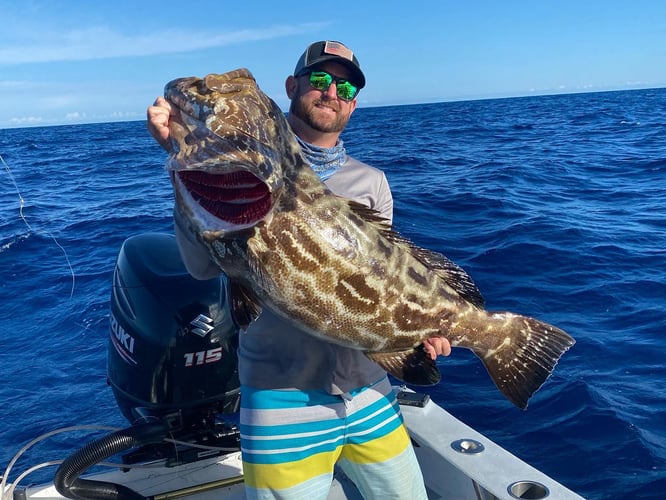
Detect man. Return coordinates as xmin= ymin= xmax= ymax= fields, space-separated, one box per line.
xmin=148 ymin=40 xmax=450 ymax=499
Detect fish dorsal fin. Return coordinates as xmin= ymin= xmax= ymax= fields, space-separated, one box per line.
xmin=405 ymin=244 xmax=485 ymax=308
xmin=345 ymin=200 xmax=485 ymax=308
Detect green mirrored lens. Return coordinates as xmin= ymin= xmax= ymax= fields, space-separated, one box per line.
xmin=309 ymin=72 xmax=332 ymax=90
xmin=336 ymin=81 xmax=357 ymax=100
xmin=308 ymin=71 xmax=358 ymax=101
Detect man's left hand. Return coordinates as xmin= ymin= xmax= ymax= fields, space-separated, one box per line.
xmin=422 ymin=337 xmax=451 ymax=360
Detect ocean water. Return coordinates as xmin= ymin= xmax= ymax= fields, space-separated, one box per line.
xmin=1 ymin=88 xmax=665 ymax=499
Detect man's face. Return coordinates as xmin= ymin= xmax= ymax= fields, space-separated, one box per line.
xmin=289 ymin=61 xmax=358 ymax=134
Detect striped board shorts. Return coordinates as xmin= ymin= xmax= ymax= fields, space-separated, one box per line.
xmin=239 ymin=377 xmax=427 ymax=499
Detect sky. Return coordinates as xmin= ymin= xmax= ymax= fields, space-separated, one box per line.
xmin=1 ymin=0 xmax=665 ymax=128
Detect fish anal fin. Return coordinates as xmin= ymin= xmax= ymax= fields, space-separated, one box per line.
xmin=366 ymin=346 xmax=441 ymax=386
xmin=477 ymin=313 xmax=575 ymax=410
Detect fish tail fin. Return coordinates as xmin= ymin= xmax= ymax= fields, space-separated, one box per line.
xmin=478 ymin=313 xmax=575 ymax=409
xmin=366 ymin=345 xmax=441 ymax=386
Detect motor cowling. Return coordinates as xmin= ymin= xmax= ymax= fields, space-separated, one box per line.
xmin=107 ymin=233 xmax=240 ymax=429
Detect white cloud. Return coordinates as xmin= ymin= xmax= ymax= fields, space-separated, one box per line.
xmin=9 ymin=116 xmax=44 ymax=125
xmin=0 ymin=23 xmax=327 ymax=65
xmin=108 ymin=111 xmax=142 ymax=119
xmin=65 ymin=112 xmax=87 ymax=121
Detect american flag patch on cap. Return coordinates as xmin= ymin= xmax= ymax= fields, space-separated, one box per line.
xmin=323 ymin=41 xmax=353 ymax=62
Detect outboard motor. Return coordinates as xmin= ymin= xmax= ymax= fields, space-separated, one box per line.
xmin=107 ymin=232 xmax=240 ymax=425
xmin=54 ymin=233 xmax=241 ymax=500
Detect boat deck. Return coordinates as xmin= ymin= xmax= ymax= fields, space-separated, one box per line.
xmin=5 ymin=391 xmax=584 ymax=500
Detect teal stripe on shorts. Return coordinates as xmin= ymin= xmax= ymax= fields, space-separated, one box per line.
xmin=239 ymin=379 xmax=403 ymax=465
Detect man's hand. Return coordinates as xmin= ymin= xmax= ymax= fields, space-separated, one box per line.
xmin=422 ymin=337 xmax=451 ymax=360
xmin=147 ymin=96 xmax=173 ymax=151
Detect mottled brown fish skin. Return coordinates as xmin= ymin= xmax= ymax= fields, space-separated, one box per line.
xmin=164 ymin=69 xmax=575 ymax=409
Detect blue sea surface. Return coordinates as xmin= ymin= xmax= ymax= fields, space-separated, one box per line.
xmin=1 ymin=88 xmax=665 ymax=499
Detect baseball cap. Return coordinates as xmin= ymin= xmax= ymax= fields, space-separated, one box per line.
xmin=293 ymin=41 xmax=366 ymax=89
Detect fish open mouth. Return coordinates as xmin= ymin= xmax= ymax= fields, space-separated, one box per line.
xmin=177 ymin=170 xmax=271 ymax=225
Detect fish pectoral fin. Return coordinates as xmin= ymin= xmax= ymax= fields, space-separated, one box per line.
xmin=366 ymin=346 xmax=441 ymax=386
xmin=228 ymin=280 xmax=262 ymax=330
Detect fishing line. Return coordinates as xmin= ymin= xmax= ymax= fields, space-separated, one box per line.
xmin=1 ymin=153 xmax=76 ymax=298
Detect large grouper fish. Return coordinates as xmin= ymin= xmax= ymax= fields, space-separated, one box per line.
xmin=164 ymin=68 xmax=575 ymax=409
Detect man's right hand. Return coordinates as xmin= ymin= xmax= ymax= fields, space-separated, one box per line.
xmin=147 ymin=96 xmax=173 ymax=151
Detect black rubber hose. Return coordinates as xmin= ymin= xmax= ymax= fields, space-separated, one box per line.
xmin=53 ymin=421 xmax=168 ymax=500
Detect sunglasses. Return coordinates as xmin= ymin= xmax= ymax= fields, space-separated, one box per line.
xmin=303 ymin=71 xmax=359 ymax=101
